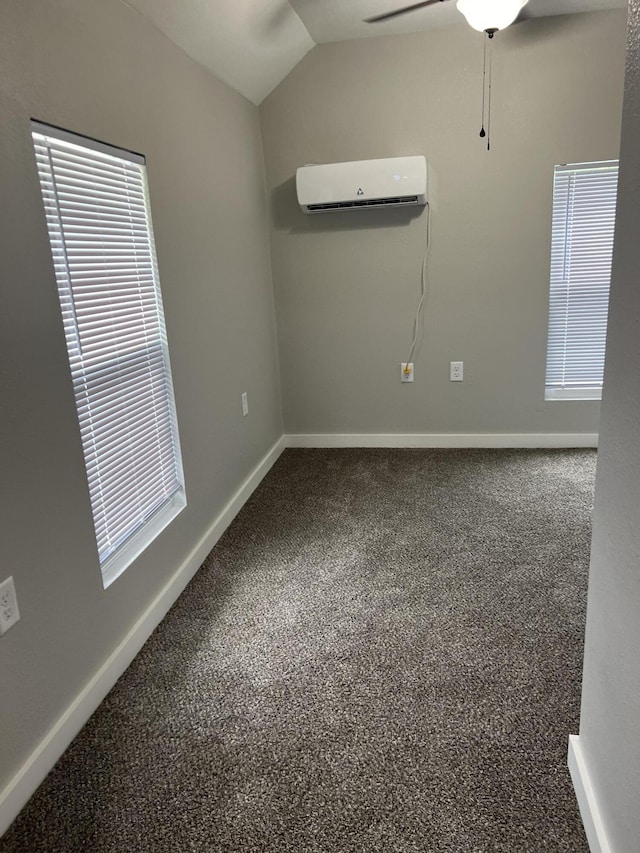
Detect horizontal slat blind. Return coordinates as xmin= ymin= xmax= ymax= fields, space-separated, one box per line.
xmin=545 ymin=160 xmax=619 ymax=400
xmin=32 ymin=122 xmax=185 ymax=584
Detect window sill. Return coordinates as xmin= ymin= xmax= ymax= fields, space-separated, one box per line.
xmin=101 ymin=489 xmax=187 ymax=589
xmin=545 ymin=389 xmax=603 ymax=402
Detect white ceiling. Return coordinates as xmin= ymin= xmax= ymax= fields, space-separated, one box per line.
xmin=292 ymin=0 xmax=626 ymax=43
xmin=121 ymin=0 xmax=626 ymax=105
xmin=120 ymin=0 xmax=314 ymax=104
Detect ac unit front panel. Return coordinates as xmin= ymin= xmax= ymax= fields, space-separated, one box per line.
xmin=296 ymin=156 xmax=427 ymax=213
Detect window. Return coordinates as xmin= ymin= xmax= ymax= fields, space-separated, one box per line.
xmin=545 ymin=160 xmax=619 ymax=401
xmin=32 ymin=121 xmax=185 ymax=587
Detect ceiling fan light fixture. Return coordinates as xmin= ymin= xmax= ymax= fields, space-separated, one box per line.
xmin=456 ymin=0 xmax=528 ymax=34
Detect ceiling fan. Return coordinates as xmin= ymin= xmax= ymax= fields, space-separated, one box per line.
xmin=366 ymin=0 xmax=529 ymax=38
xmin=365 ymin=0 xmax=531 ymax=149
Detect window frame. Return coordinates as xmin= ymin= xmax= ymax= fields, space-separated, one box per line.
xmin=32 ymin=120 xmax=186 ymax=588
xmin=544 ymin=159 xmax=619 ymax=402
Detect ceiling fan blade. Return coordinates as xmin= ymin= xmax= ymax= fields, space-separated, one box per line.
xmin=365 ymin=0 xmax=447 ymax=24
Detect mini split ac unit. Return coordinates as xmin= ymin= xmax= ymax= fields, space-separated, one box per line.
xmin=296 ymin=156 xmax=427 ymax=214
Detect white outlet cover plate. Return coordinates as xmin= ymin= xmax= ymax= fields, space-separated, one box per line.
xmin=450 ymin=361 xmax=464 ymax=381
xmin=0 ymin=576 xmax=20 ymax=635
xmin=401 ymin=363 xmax=414 ymax=383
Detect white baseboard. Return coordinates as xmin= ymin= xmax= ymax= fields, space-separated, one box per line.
xmin=0 ymin=436 xmax=286 ymax=839
xmin=568 ymin=735 xmax=613 ymax=853
xmin=285 ymin=433 xmax=599 ymax=449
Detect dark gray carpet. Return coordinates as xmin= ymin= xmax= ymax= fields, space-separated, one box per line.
xmin=1 ymin=449 xmax=595 ymax=852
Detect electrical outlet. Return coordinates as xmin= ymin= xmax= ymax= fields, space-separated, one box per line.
xmin=450 ymin=361 xmax=464 ymax=382
xmin=401 ymin=363 xmax=414 ymax=383
xmin=241 ymin=392 xmax=249 ymax=416
xmin=0 ymin=577 xmax=20 ymax=636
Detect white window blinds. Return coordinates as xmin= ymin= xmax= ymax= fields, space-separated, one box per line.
xmin=32 ymin=121 xmax=185 ymax=587
xmin=545 ymin=160 xmax=619 ymax=400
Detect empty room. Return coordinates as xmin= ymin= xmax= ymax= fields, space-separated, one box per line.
xmin=1 ymin=1 xmax=639 ymax=851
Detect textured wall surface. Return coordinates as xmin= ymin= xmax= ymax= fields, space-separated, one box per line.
xmin=260 ymin=11 xmax=627 ymax=435
xmin=0 ymin=0 xmax=281 ymax=798
xmin=579 ymin=2 xmax=640 ymax=850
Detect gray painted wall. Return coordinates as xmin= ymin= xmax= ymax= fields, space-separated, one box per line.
xmin=579 ymin=2 xmax=640 ymax=849
xmin=0 ymin=0 xmax=281 ymax=795
xmin=260 ymin=11 xmax=627 ymax=435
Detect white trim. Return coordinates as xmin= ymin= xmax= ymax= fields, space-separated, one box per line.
xmin=101 ymin=490 xmax=187 ymax=589
xmin=568 ymin=735 xmax=613 ymax=853
xmin=545 ymin=388 xmax=603 ymax=401
xmin=285 ymin=433 xmax=599 ymax=449
xmin=0 ymin=436 xmax=286 ymax=839
xmin=31 ymin=120 xmax=145 ymax=164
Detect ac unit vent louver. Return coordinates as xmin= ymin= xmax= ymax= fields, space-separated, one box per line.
xmin=307 ymin=195 xmax=420 ymax=212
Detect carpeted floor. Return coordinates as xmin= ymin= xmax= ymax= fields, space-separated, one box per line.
xmin=1 ymin=448 xmax=595 ymax=852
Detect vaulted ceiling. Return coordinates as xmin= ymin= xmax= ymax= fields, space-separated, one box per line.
xmin=122 ymin=0 xmax=627 ymax=104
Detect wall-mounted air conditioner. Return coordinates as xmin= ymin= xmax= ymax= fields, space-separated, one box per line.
xmin=296 ymin=156 xmax=427 ymax=214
